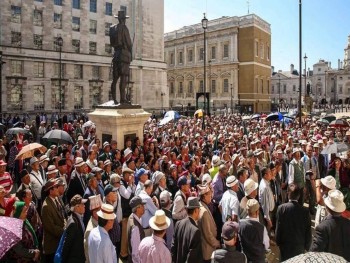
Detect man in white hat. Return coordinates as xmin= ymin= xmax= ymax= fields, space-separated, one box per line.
xmin=138 ymin=210 xmax=171 ymax=263
xmin=259 ymin=167 xmax=275 ymax=233
xmin=209 ymin=155 xmax=221 ymax=178
xmin=310 ymin=189 xmax=350 ymax=261
xmin=88 ymin=203 xmax=117 ymax=263
xmin=29 ymin=157 xmax=44 ymax=207
xmin=67 ymin=157 xmax=87 ymax=201
xmin=219 ymin=175 xmax=240 ymax=222
xmin=314 ymin=175 xmax=336 ymax=226
xmin=159 ymin=190 xmax=174 ymax=249
xmin=240 ymin=178 xmax=259 ymax=220
xmin=197 ymin=184 xmax=220 ymax=262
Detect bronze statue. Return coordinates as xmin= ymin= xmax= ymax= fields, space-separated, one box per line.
xmin=306 ymin=82 xmax=311 ymax=96
xmin=109 ymin=11 xmax=132 ymax=104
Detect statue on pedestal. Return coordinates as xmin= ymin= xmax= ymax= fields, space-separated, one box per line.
xmin=109 ymin=11 xmax=132 ymax=105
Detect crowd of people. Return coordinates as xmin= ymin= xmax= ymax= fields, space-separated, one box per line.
xmin=0 ymin=112 xmax=350 ymax=263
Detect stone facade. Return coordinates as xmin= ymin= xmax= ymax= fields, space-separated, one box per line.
xmin=0 ymin=0 xmax=167 ymax=115
xmin=165 ymin=14 xmax=271 ymax=114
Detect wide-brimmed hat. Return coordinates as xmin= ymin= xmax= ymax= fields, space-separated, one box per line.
xmin=226 ymin=176 xmax=238 ymax=187
xmin=200 ymin=173 xmax=212 ymax=184
xmin=149 ymin=210 xmax=170 ymax=231
xmin=74 ymin=157 xmax=86 ymax=167
xmin=91 ymin=167 xmax=103 ymax=174
xmin=160 ymin=190 xmax=172 ymax=205
xmin=44 ymin=178 xmax=59 ymax=192
xmin=104 ymin=160 xmax=112 ymax=167
xmin=244 ymin=178 xmax=258 ymax=196
xmin=211 ymin=155 xmax=221 ymax=167
xmin=324 ymin=189 xmax=346 ymax=213
xmin=129 ymin=196 xmax=146 ymax=209
xmin=122 ymin=167 xmax=134 ymax=175
xmin=114 ymin=10 xmax=129 ymax=19
xmin=124 ymin=148 xmax=132 ymax=157
xmin=197 ymin=183 xmax=211 ymax=196
xmin=246 ymin=199 xmax=260 ymax=213
xmin=30 ymin=157 xmax=39 ymax=166
xmin=321 ymin=176 xmax=336 ymax=190
xmin=186 ymin=197 xmax=200 ymax=209
xmin=103 ymin=141 xmax=110 ymax=148
xmin=47 ymin=165 xmax=58 ymax=175
xmin=97 ymin=203 xmax=116 ymax=220
xmin=89 ymin=194 xmax=102 ymax=210
xmin=292 ymin=148 xmax=301 ymax=155
xmin=152 ymin=171 xmax=165 ymax=185
xmin=70 ymin=194 xmax=87 ymax=207
xmin=39 ymin=155 xmax=49 ymax=164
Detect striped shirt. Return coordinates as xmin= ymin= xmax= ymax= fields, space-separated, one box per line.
xmin=0 ymin=172 xmax=13 ymax=192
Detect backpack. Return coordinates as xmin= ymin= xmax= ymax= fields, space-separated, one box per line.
xmin=53 ymin=230 xmax=67 ymax=263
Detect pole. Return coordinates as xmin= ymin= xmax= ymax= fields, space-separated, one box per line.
xmin=59 ymin=45 xmax=62 ymax=115
xmin=204 ymin=28 xmax=207 ymax=116
xmin=325 ymin=70 xmax=327 ymax=111
xmin=278 ymin=75 xmax=281 ymax=112
xmin=298 ymin=0 xmax=302 ymax=125
xmin=304 ymin=54 xmax=307 ymax=95
xmin=230 ymin=84 xmax=233 ymax=111
xmin=0 ymin=51 xmax=4 ymax=121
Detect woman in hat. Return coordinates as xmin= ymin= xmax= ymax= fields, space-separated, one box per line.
xmin=3 ymin=201 xmax=40 ymax=262
xmin=315 ymin=176 xmax=336 ymax=227
xmin=327 ymin=156 xmax=345 ymax=189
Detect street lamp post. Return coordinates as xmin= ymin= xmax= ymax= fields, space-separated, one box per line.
xmin=298 ymin=0 xmax=302 ymax=125
xmin=201 ymin=13 xmax=208 ymax=130
xmin=57 ymin=37 xmax=63 ymax=116
xmin=0 ymin=51 xmax=6 ymax=121
xmin=304 ymin=53 xmax=307 ymax=95
xmin=230 ymin=84 xmax=233 ymax=112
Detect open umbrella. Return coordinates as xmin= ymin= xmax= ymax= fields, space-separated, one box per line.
xmin=317 ymin=118 xmax=330 ymax=126
xmin=321 ymin=142 xmax=350 ymax=154
xmin=42 ymin=130 xmax=74 ymax=145
xmin=5 ymin=128 xmax=31 ymax=136
xmin=194 ymin=109 xmax=204 ymax=118
xmin=15 ymin=143 xmax=47 ymax=160
xmin=329 ymin=119 xmax=349 ymax=128
xmin=82 ymin=120 xmax=95 ymax=129
xmin=164 ymin=110 xmax=180 ymax=120
xmin=323 ymin=114 xmax=336 ymax=123
xmin=13 ymin=121 xmax=25 ymax=128
xmin=265 ymin=112 xmax=283 ymax=122
xmin=284 ymin=252 xmax=347 ymax=263
xmin=251 ymin=113 xmax=261 ymax=120
xmin=0 ymin=216 xmax=23 ymax=259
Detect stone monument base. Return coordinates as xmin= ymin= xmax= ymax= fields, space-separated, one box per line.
xmin=304 ymin=96 xmax=313 ymax=113
xmin=88 ymin=102 xmax=151 ymax=147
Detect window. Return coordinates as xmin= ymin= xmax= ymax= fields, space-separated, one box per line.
xmin=318 ymin=68 xmax=321 ymax=72
xmin=339 ymin=85 xmax=343 ymax=94
xmin=74 ymin=86 xmax=83 ymax=109
xmin=189 ymin=81 xmax=193 ymax=94
xmin=72 ymin=17 xmax=80 ymax=32
xmin=72 ymin=39 xmax=80 ymax=53
xmin=267 ymin=45 xmax=270 ymax=60
xmin=105 ymin=23 xmax=112 ymax=36
xmin=120 ymin=5 xmax=127 ymax=14
xmin=54 ymin=0 xmax=63 ymax=5
xmin=199 ymin=48 xmax=204 ymax=61
xmin=199 ymin=80 xmax=204 ymax=92
xmin=34 ymin=85 xmax=45 ymax=110
xmin=293 ymin=85 xmax=296 ymax=92
xmin=54 ymin=37 xmax=63 ymax=51
xmin=91 ymin=86 xmax=101 ymax=107
xmin=33 ymin=62 xmax=44 ymax=78
xmin=92 ymin=66 xmax=100 ymax=79
xmin=90 ymin=0 xmax=97 ymax=12
xmin=260 ymin=43 xmax=264 ymax=59
xmin=283 ymin=84 xmax=287 ymax=94
xmin=90 ymin=20 xmax=97 ymax=34
xmin=52 ymin=86 xmax=65 ymax=110
xmin=170 ymin=53 xmax=174 ymax=64
xmin=54 ymin=13 xmax=62 ymax=29
xmin=105 ymin=44 xmax=112 ymax=54
xmin=11 ymin=61 xmax=23 ymax=76
xmin=170 ymin=82 xmax=174 ymax=94
xmin=72 ymin=0 xmax=80 ymax=9
xmin=54 ymin=63 xmax=65 ymax=78
xmin=211 ymin=46 xmax=216 ymax=60
xmin=223 ymin=44 xmax=229 ymax=58
xmin=179 ymin=52 xmax=183 ymax=64
xmin=33 ymin=10 xmax=43 ymax=26
xmin=255 ymin=40 xmax=259 ymax=57
xmin=179 ymin=82 xmax=183 ymax=93
xmin=106 ymin=2 xmax=112 ymax=16
xmin=10 ymin=85 xmax=23 ymax=111
xmin=11 ymin=32 xmax=21 ymax=47
xmin=89 ymin=42 xmax=97 ymax=54
xmin=261 ymin=79 xmax=264 ymax=93
xmin=223 ymin=79 xmax=229 ymax=93
xmin=188 ymin=50 xmax=193 ymax=62
xmin=33 ymin=34 xmax=43 ymax=49
xmin=272 ymin=85 xmax=274 ymax=93
xmin=11 ymin=6 xmax=21 ymax=23
xmin=211 ymin=79 xmax=216 ymax=93
xmin=74 ymin=65 xmax=83 ymax=79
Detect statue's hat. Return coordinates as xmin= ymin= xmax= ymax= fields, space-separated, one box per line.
xmin=114 ymin=10 xmax=129 ymax=19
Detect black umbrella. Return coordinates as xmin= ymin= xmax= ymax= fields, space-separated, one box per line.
xmin=284 ymin=252 xmax=347 ymax=263
xmin=42 ymin=129 xmax=74 ymax=145
xmin=5 ymin=128 xmax=31 ymax=136
xmin=321 ymin=142 xmax=350 ymax=154
xmin=265 ymin=112 xmax=283 ymax=122
xmin=323 ymin=114 xmax=336 ymax=123
xmin=13 ymin=122 xmax=25 ymax=128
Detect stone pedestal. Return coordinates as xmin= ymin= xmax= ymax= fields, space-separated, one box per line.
xmin=88 ymin=104 xmax=151 ymax=147
xmin=304 ymin=96 xmax=313 ymax=113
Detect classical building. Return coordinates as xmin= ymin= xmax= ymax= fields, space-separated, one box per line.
xmin=164 ymin=14 xmax=271 ymax=114
xmin=0 ymin=0 xmax=167 ymax=115
xmin=271 ymin=35 xmax=350 ymax=111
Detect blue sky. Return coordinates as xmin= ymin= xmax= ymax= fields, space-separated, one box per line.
xmin=164 ymin=0 xmax=350 ymax=72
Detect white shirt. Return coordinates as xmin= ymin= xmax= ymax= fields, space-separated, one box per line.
xmin=138 ymin=190 xmax=157 ymax=228
xmin=88 ymin=226 xmax=117 ymax=263
xmin=130 ymin=214 xmax=142 ymax=263
xmin=172 ymin=191 xmax=187 ymax=220
xmin=30 ymin=170 xmax=44 ymax=199
xmin=219 ymin=189 xmax=240 ymax=222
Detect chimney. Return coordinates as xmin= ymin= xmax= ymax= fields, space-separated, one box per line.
xmin=341 ymin=61 xmax=343 ymax=68
xmin=329 ymin=62 xmax=331 ymax=68
xmin=338 ymin=59 xmax=341 ymax=69
xmin=290 ymin=64 xmax=294 ymax=73
xmin=271 ymin=66 xmax=275 ymax=73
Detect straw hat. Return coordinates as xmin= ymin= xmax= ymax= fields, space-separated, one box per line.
xmin=149 ymin=210 xmax=170 ymax=231
xmin=324 ymin=189 xmax=346 ymax=213
xmin=97 ymin=203 xmax=116 ymax=220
